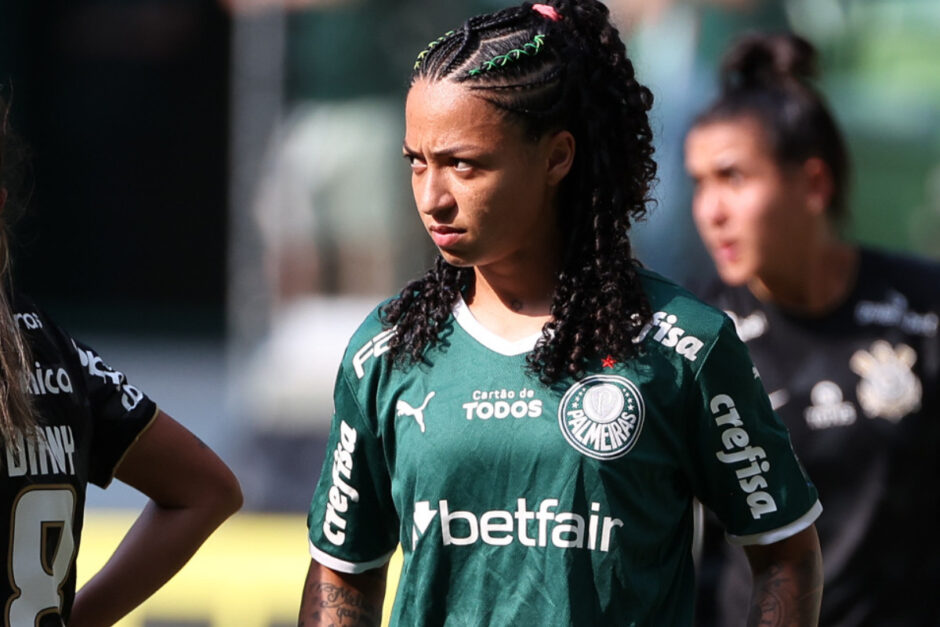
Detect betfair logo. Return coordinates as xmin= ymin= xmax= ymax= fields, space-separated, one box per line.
xmin=411 ymin=498 xmax=623 ymax=553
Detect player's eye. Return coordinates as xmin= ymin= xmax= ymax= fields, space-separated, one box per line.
xmin=404 ymin=154 xmax=426 ymax=172
xmin=719 ymin=167 xmax=743 ymax=185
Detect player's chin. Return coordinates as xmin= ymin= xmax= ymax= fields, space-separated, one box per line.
xmin=715 ymin=262 xmax=751 ymax=287
xmin=436 ymin=248 xmax=476 ymax=268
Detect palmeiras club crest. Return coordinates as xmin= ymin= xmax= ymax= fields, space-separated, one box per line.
xmin=558 ymin=374 xmax=645 ymax=460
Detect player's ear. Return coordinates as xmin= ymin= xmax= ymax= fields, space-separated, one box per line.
xmin=802 ymin=157 xmax=834 ymax=217
xmin=545 ymin=130 xmax=575 ymax=187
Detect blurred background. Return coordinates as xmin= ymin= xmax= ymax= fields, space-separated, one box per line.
xmin=0 ymin=0 xmax=937 ymax=625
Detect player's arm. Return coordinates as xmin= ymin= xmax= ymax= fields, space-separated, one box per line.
xmin=68 ymin=410 xmax=243 ymax=627
xmin=299 ymin=560 xmax=388 ymax=627
xmin=744 ymin=524 xmax=823 ymax=627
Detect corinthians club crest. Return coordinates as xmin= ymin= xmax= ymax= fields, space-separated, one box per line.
xmin=558 ymin=374 xmax=645 ymax=460
xmin=849 ymin=340 xmax=922 ymax=421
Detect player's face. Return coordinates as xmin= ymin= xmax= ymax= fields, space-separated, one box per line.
xmin=404 ymin=78 xmax=567 ymax=270
xmin=685 ymin=117 xmax=814 ymax=287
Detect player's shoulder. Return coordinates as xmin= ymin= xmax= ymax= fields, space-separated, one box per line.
xmin=636 ymin=267 xmax=735 ymax=364
xmin=340 ymin=299 xmax=399 ymax=381
xmin=639 ymin=267 xmax=731 ymax=331
xmin=9 ymin=291 xmax=73 ymax=355
xmin=861 ymin=247 xmax=940 ymax=302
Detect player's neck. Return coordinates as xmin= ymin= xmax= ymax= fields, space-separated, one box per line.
xmin=465 ymin=265 xmax=557 ymax=342
xmin=749 ymin=240 xmax=858 ymax=315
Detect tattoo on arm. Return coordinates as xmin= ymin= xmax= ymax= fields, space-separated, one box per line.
xmin=189 ymin=431 xmax=210 ymax=450
xmin=751 ymin=563 xmax=789 ymax=626
xmin=748 ymin=549 xmax=823 ymax=627
xmin=300 ymin=582 xmax=381 ymax=627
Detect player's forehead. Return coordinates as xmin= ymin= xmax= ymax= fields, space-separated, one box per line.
xmin=404 ymin=79 xmax=518 ymax=153
xmin=686 ymin=118 xmax=773 ymax=172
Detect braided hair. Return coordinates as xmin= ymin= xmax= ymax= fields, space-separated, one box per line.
xmin=693 ymin=32 xmax=850 ymax=224
xmin=381 ymin=0 xmax=656 ymax=384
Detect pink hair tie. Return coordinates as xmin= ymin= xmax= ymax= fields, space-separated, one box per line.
xmin=532 ymin=3 xmax=562 ymax=21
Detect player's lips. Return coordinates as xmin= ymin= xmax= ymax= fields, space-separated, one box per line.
xmin=429 ymin=225 xmax=465 ymax=248
xmin=712 ymin=238 xmax=738 ymax=263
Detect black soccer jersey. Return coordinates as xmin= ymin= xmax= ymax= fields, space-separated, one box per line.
xmin=1 ymin=293 xmax=157 ymax=626
xmin=698 ymin=248 xmax=940 ymax=626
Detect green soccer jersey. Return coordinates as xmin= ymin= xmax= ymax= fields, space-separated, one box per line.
xmin=308 ymin=269 xmax=820 ymax=626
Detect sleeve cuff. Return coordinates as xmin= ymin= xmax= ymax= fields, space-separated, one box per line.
xmin=97 ymin=404 xmax=161 ymax=488
xmin=726 ymin=500 xmax=823 ymax=546
xmin=309 ymin=539 xmax=395 ymax=574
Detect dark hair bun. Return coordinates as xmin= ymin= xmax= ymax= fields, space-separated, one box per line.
xmin=720 ymin=32 xmax=817 ymax=90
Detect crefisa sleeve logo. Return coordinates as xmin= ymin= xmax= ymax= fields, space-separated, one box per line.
xmin=558 ymin=375 xmax=645 ymax=460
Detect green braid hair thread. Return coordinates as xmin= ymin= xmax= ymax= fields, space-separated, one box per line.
xmin=414 ymin=31 xmax=456 ymax=70
xmin=467 ymin=33 xmax=547 ymax=77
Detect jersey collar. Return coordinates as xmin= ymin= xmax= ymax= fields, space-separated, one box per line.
xmin=453 ymin=296 xmax=542 ymax=356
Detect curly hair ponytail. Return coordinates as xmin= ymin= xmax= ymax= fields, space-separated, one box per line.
xmin=383 ymin=0 xmax=656 ymax=383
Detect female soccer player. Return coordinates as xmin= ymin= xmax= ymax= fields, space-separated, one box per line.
xmin=301 ymin=3 xmax=823 ymax=625
xmin=685 ymin=32 xmax=940 ymax=626
xmin=0 ymin=97 xmax=243 ymax=626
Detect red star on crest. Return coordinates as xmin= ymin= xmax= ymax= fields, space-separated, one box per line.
xmin=601 ymin=355 xmax=617 ymax=369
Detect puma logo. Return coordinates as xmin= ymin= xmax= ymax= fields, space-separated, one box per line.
xmin=396 ymin=392 xmax=436 ymax=433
